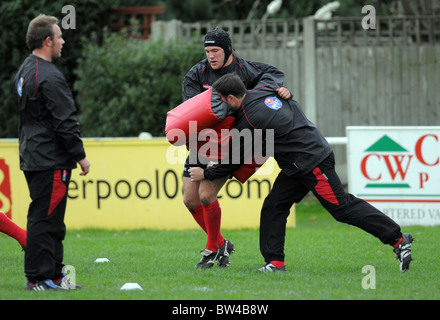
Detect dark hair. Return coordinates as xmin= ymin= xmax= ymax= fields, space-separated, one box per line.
xmin=212 ymin=73 xmax=247 ymax=98
xmin=26 ymin=14 xmax=59 ymax=51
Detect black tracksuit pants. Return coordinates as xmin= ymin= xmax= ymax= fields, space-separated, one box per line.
xmin=24 ymin=169 xmax=71 ymax=283
xmin=259 ymin=152 xmax=402 ymax=263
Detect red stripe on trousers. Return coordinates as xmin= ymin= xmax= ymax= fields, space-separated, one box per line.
xmin=312 ymin=167 xmax=340 ymax=206
xmin=48 ymin=170 xmax=66 ymax=215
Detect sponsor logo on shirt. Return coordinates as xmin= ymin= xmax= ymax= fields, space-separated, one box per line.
xmin=264 ymin=96 xmax=282 ymax=110
xmin=17 ymin=77 xmax=23 ymax=97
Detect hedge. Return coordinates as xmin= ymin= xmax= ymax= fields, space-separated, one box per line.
xmin=74 ymin=31 xmax=203 ymax=137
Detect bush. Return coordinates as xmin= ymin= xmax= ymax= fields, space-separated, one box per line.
xmin=74 ymin=32 xmax=203 ymax=137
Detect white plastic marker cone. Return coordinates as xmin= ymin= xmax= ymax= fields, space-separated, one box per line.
xmin=120 ymin=283 xmax=143 ymax=291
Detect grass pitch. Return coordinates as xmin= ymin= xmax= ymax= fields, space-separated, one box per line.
xmin=1 ymin=199 xmax=439 ymax=301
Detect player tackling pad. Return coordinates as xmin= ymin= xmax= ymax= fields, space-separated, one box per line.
xmin=165 ymin=88 xmax=263 ymax=183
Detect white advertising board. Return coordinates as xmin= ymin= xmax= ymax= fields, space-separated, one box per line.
xmin=347 ymin=126 xmax=440 ymax=226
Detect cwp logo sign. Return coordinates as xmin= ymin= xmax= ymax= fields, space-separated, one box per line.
xmin=360 ymin=134 xmax=438 ymax=190
xmin=0 ymin=159 xmax=13 ymax=218
xmin=347 ymin=127 xmax=440 ymax=226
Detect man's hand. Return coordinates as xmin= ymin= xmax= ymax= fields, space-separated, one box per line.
xmin=188 ymin=167 xmax=205 ymax=181
xmin=277 ymin=87 xmax=292 ymax=100
xmin=78 ymin=158 xmax=90 ymax=176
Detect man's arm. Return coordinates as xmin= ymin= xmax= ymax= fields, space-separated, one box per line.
xmin=41 ymin=71 xmax=86 ymax=162
xmin=181 ymin=62 xmax=205 ymax=101
xmin=246 ymin=61 xmax=292 ymax=99
xmin=277 ymin=87 xmax=292 ymax=99
xmin=78 ymin=158 xmax=90 ymax=176
xmin=188 ymin=162 xmax=241 ymax=182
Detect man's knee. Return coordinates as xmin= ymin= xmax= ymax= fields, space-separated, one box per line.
xmin=183 ymin=184 xmax=200 ymax=210
xmin=198 ymin=177 xmax=227 ymax=206
xmin=261 ymin=196 xmax=272 ymax=212
xmin=198 ymin=190 xmax=217 ymax=207
xmin=183 ymin=196 xmax=200 ymax=211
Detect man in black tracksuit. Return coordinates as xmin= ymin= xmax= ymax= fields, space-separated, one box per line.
xmin=189 ymin=73 xmax=414 ymax=273
xmin=13 ymin=15 xmax=90 ymax=290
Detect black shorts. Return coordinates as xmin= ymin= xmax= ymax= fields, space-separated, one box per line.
xmin=183 ymin=152 xmax=208 ymax=178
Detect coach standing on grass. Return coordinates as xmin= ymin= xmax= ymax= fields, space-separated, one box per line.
xmin=13 ymin=14 xmax=90 ymax=291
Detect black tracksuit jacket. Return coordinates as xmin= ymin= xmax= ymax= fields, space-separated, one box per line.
xmin=182 ymin=55 xmax=285 ymax=101
xmin=13 ymin=55 xmax=85 ymax=171
xmin=203 ymin=85 xmax=333 ymax=180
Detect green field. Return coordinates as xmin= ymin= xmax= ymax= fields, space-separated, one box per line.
xmin=1 ymin=198 xmax=439 ymax=302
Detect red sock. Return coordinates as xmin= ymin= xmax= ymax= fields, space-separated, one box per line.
xmin=0 ymin=211 xmax=27 ymax=248
xmin=203 ymin=200 xmax=223 ymax=252
xmin=217 ymin=236 xmax=226 ymax=249
xmin=190 ymin=203 xmax=225 ymax=249
xmin=393 ymin=237 xmax=403 ymax=248
xmin=189 ymin=204 xmax=207 ymax=233
xmin=270 ymin=260 xmax=285 ymax=268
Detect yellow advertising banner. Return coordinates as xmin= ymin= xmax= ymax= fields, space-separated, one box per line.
xmin=0 ymin=138 xmax=295 ymax=230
